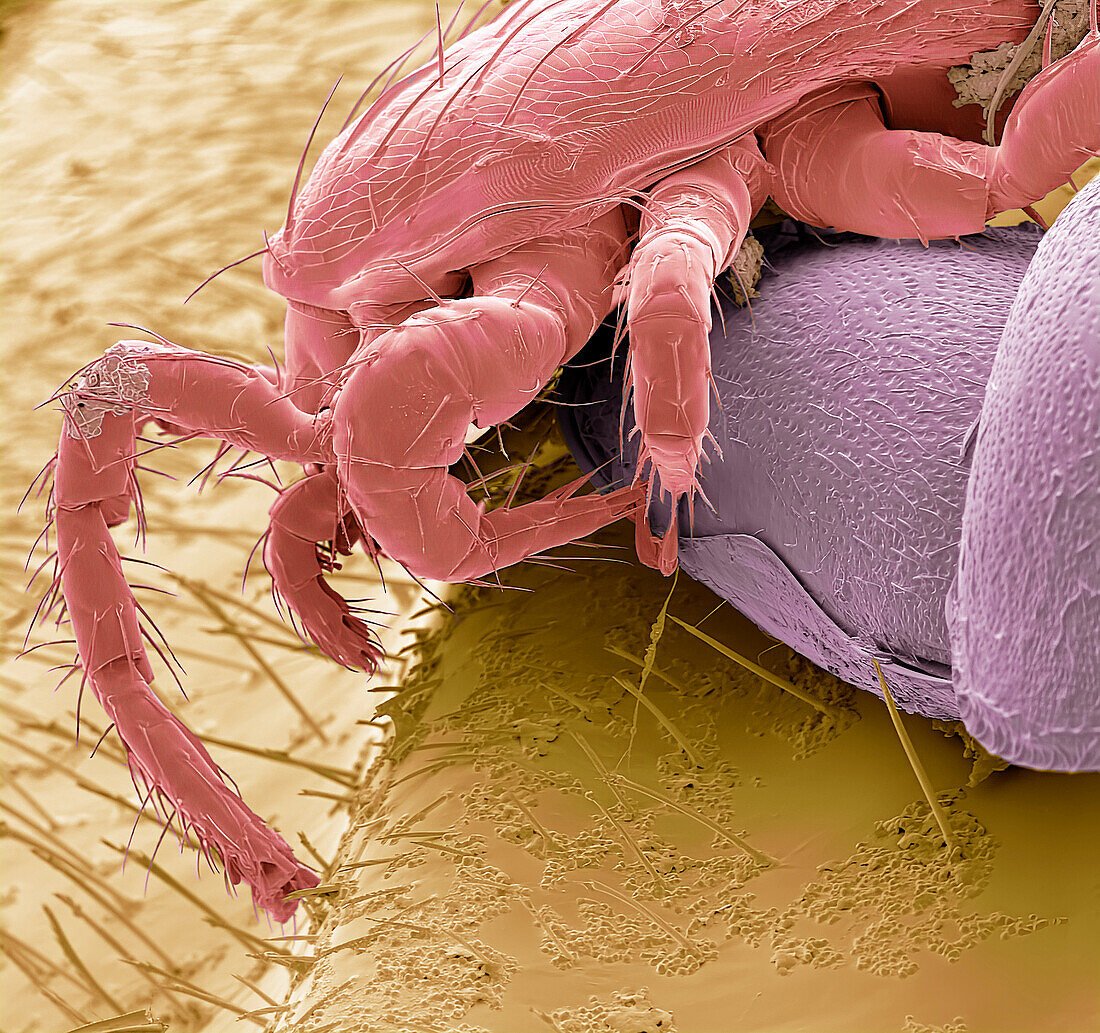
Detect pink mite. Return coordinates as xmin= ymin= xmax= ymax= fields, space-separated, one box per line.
xmin=30 ymin=0 xmax=1099 ymax=920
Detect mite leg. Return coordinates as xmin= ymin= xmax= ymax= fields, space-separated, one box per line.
xmin=987 ymin=22 xmax=1098 ymax=214
xmin=50 ymin=340 xmax=332 ymax=920
xmin=281 ymin=301 xmax=361 ymax=413
xmin=272 ymin=299 xmax=443 ymax=668
xmin=759 ymin=37 xmax=1098 ymax=243
xmin=625 ymin=136 xmax=773 ymax=574
xmin=265 ymin=467 xmax=384 ymax=672
xmin=331 ymin=210 xmax=644 ymax=583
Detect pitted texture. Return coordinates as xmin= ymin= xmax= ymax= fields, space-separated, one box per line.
xmin=559 ymin=222 xmax=1043 ymax=719
xmin=676 ymin=534 xmax=963 ymax=719
xmin=949 ymin=175 xmax=1100 ymax=771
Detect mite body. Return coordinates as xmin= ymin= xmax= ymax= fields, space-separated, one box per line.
xmin=36 ymin=0 xmax=1099 ymax=919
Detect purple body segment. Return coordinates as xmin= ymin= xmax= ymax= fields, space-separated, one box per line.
xmin=950 ymin=177 xmax=1099 ymax=771
xmin=560 ymin=205 xmax=1098 ymax=769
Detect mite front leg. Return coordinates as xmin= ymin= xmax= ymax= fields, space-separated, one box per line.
xmin=332 ymin=212 xmax=644 ymax=583
xmin=51 ymin=340 xmax=332 ymax=920
xmin=625 ymin=138 xmax=772 ymax=574
xmin=59 ymin=340 xmax=330 ymax=495
xmin=265 ymin=467 xmax=384 ymax=672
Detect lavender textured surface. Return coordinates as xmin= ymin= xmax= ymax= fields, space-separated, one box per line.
xmin=560 ymin=213 xmax=1097 ymax=768
xmin=949 ymin=177 xmax=1099 ymax=771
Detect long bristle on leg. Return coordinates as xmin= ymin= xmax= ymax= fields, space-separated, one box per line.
xmin=48 ymin=339 xmax=339 ymax=919
xmin=264 ymin=468 xmax=386 ymax=673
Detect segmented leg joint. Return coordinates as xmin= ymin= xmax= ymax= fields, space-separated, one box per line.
xmin=63 ymin=341 xmax=169 ymax=438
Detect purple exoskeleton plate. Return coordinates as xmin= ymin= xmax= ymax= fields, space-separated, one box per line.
xmin=559 ymin=179 xmax=1099 ymax=771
